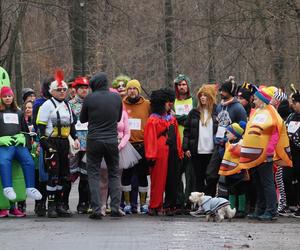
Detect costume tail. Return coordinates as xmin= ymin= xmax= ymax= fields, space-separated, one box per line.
xmin=226 ymin=207 xmax=236 ymax=218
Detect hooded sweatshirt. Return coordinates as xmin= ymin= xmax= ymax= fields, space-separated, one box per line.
xmin=80 ymin=72 xmax=122 ymax=141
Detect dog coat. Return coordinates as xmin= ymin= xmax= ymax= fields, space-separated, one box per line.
xmin=200 ymin=195 xmax=230 ymax=215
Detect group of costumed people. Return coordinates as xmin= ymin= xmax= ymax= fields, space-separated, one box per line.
xmin=1 ymin=65 xmax=300 ymax=221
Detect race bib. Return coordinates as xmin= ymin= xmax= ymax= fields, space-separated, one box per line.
xmin=175 ymin=104 xmax=193 ymax=116
xmin=128 ymin=118 xmax=141 ymax=130
xmin=3 ymin=113 xmax=19 ymax=124
xmin=75 ymin=121 xmax=88 ymax=130
xmin=288 ymin=121 xmax=300 ymax=134
xmin=216 ymin=126 xmax=226 ymax=138
xmin=252 ymin=114 xmax=268 ymax=124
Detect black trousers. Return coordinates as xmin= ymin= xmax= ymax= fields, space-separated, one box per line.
xmin=192 ymin=154 xmax=212 ymax=192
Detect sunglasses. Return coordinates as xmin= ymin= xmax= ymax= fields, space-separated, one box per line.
xmin=55 ymin=88 xmax=67 ymax=92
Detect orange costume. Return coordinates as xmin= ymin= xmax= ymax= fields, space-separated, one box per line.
xmin=219 ymin=141 xmax=242 ymax=176
xmin=239 ymin=105 xmax=292 ymax=169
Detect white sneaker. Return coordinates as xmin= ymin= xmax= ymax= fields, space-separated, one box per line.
xmin=101 ymin=205 xmax=106 ymax=216
xmin=3 ymin=187 xmax=16 ymax=200
xmin=26 ymin=188 xmax=42 ymax=200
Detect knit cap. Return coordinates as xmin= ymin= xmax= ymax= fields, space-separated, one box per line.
xmin=254 ymin=86 xmax=277 ymax=104
xmin=0 ymin=86 xmax=14 ymax=97
xmin=126 ymin=79 xmax=141 ymax=93
xmin=273 ymin=89 xmax=287 ymax=102
xmin=219 ymin=76 xmax=237 ymax=97
xmin=226 ymin=121 xmax=247 ymax=139
xmin=237 ymin=88 xmax=252 ymax=102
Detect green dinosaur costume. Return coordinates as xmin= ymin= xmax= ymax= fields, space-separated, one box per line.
xmin=0 ymin=66 xmax=26 ymax=209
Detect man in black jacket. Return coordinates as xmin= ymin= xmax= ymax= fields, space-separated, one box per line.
xmin=80 ymin=72 xmax=122 ymax=219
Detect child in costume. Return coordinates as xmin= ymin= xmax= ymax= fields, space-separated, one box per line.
xmin=0 ymin=87 xmax=42 ymax=202
xmin=219 ymin=121 xmax=248 ymax=218
xmin=144 ymin=88 xmax=183 ymax=216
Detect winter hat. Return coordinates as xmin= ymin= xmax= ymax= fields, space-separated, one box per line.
xmin=22 ymin=88 xmax=35 ymax=102
xmin=112 ymin=75 xmax=131 ymax=89
xmin=273 ymin=89 xmax=287 ymax=102
xmin=197 ymin=84 xmax=217 ymax=104
xmin=72 ymin=76 xmax=89 ymax=89
xmin=0 ymin=86 xmax=14 ymax=97
xmin=237 ymin=88 xmax=252 ymax=103
xmin=226 ymin=121 xmax=247 ymax=139
xmin=254 ymin=86 xmax=276 ymax=104
xmin=126 ymin=79 xmax=142 ymax=93
xmin=174 ymin=74 xmax=191 ymax=87
xmin=290 ymin=84 xmax=300 ymax=103
xmin=219 ymin=76 xmax=237 ymax=97
xmin=49 ymin=70 xmax=68 ymax=92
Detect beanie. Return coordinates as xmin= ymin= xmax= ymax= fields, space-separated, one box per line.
xmin=254 ymin=86 xmax=275 ymax=104
xmin=237 ymin=88 xmax=252 ymax=103
xmin=290 ymin=84 xmax=300 ymax=103
xmin=273 ymin=89 xmax=287 ymax=102
xmin=1 ymin=86 xmax=14 ymax=98
xmin=126 ymin=79 xmax=142 ymax=93
xmin=174 ymin=74 xmax=191 ymax=87
xmin=226 ymin=121 xmax=247 ymax=139
xmin=219 ymin=76 xmax=237 ymax=96
xmin=22 ymin=88 xmax=35 ymax=102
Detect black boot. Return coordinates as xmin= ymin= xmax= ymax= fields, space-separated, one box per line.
xmin=47 ymin=201 xmax=57 ymax=218
xmin=35 ymin=201 xmax=47 ymax=217
xmin=56 ymin=203 xmax=72 ymax=217
xmin=77 ymin=202 xmax=89 ymax=214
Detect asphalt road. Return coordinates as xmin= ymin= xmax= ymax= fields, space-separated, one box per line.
xmin=1 ymin=183 xmax=300 ymax=250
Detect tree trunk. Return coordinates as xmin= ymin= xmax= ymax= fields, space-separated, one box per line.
xmin=207 ymin=0 xmax=216 ymax=83
xmin=85 ymin=0 xmax=109 ymax=75
xmin=164 ymin=0 xmax=174 ymax=88
xmin=4 ymin=0 xmax=28 ymax=76
xmin=14 ymin=34 xmax=22 ymax=105
xmin=68 ymin=0 xmax=87 ymax=77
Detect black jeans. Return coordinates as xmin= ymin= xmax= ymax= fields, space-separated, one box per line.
xmin=192 ymin=154 xmax=212 ymax=192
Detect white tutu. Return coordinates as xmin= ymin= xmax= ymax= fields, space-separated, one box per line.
xmin=100 ymin=142 xmax=141 ymax=169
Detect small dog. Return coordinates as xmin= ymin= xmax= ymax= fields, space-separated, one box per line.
xmin=189 ymin=192 xmax=236 ymax=222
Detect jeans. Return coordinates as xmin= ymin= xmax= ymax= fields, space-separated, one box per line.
xmin=0 ymin=146 xmax=35 ymax=188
